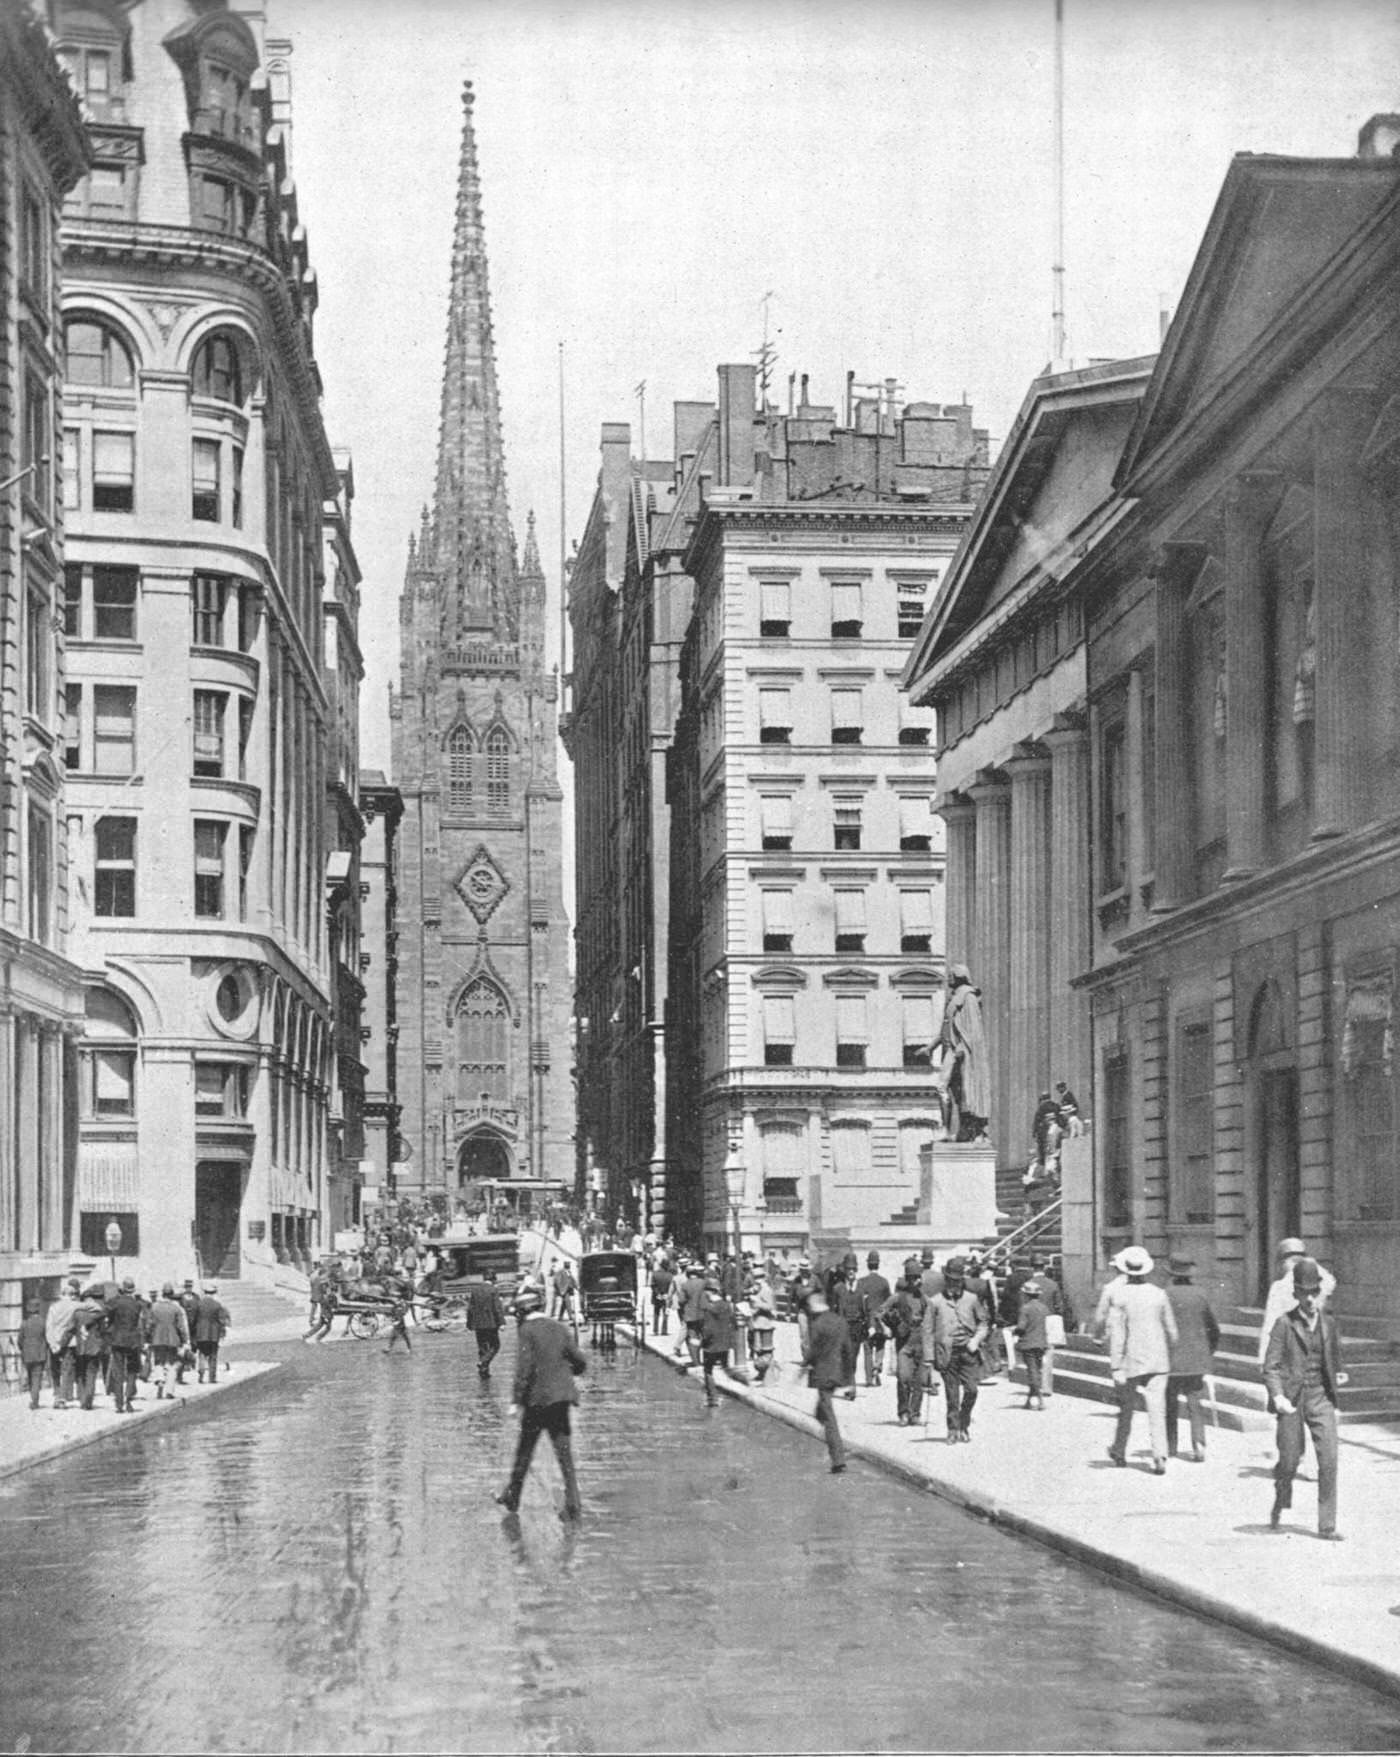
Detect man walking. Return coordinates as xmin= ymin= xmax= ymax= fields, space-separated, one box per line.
xmin=1165 ymin=1255 xmax=1220 ymax=1461
xmin=1263 ymin=1256 xmax=1347 ymax=1539
xmin=649 ymin=1256 xmax=674 ymax=1335
xmin=193 ymin=1283 xmax=230 ymax=1383
xmin=885 ymin=1259 xmax=927 ymax=1428
xmin=802 ymin=1290 xmax=853 ymax=1473
xmin=106 ymin=1277 xmax=146 ymax=1414
xmin=147 ymin=1284 xmax=190 ymax=1399
xmin=1258 ymin=1238 xmax=1336 ymax=1364
xmin=72 ymin=1286 xmax=109 ymax=1410
xmin=549 ymin=1258 xmax=578 ymax=1325
xmin=494 ymin=1286 xmax=586 ymax=1519
xmin=855 ymin=1251 xmax=892 ymax=1387
xmin=46 ymin=1277 xmax=81 ymax=1408
xmin=699 ymin=1276 xmax=737 ymax=1407
xmin=467 ymin=1270 xmax=506 ymax=1378
xmin=19 ymin=1299 xmax=49 ymax=1409
xmin=1103 ymin=1246 xmax=1177 ymax=1474
xmin=925 ymin=1257 xmax=989 ymax=1442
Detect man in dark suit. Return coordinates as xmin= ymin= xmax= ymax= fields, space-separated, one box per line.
xmin=1164 ymin=1254 xmax=1221 ymax=1460
xmin=495 ymin=1286 xmax=587 ymax=1518
xmin=1263 ymin=1256 xmax=1347 ymax=1539
xmin=802 ymin=1291 xmax=854 ymax=1473
xmin=106 ymin=1278 xmax=146 ymax=1413
xmin=466 ymin=1271 xmax=506 ymax=1379
xmin=854 ymin=1252 xmax=892 ymax=1387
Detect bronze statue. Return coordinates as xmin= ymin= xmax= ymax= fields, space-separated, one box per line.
xmin=935 ymin=964 xmax=990 ymax=1143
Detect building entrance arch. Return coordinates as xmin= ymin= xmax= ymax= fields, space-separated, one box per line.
xmin=458 ymin=1130 xmax=513 ymax=1186
xmin=1244 ymin=979 xmax=1300 ymax=1303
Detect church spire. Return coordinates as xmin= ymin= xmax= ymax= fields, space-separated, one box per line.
xmin=431 ymin=81 xmax=517 ymax=642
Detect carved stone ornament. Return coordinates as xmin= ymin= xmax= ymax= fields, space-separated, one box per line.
xmin=144 ymin=302 xmax=182 ymax=340
xmin=454 ymin=845 xmax=509 ymax=922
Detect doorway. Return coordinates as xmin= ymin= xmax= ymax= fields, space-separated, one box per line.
xmin=1253 ymin=1067 xmax=1301 ymax=1303
xmin=458 ymin=1131 xmax=512 ymax=1186
xmin=195 ymin=1161 xmax=243 ymax=1278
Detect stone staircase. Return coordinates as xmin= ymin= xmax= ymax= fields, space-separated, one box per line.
xmin=216 ymin=1278 xmax=308 ymax=1335
xmin=1013 ymin=1300 xmax=1400 ymax=1432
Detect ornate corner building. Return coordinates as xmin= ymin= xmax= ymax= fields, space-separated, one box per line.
xmin=390 ymin=86 xmax=571 ymax=1209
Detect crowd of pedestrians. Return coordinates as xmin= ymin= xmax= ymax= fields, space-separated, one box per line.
xmin=16 ymin=1276 xmax=230 ymax=1414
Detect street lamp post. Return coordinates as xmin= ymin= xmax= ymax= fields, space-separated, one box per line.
xmin=104 ymin=1217 xmax=123 ymax=1286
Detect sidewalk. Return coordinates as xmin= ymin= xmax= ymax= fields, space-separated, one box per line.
xmin=644 ymin=1316 xmax=1400 ymax=1700
xmin=0 ymin=1360 xmax=282 ymax=1484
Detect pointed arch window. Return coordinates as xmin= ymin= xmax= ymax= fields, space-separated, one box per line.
xmin=486 ymin=727 xmax=509 ymax=815
xmin=457 ymin=979 xmax=509 ymax=1104
xmin=447 ymin=725 xmax=472 ymax=812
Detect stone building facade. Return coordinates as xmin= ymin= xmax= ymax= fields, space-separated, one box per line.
xmin=390 ymin=87 xmax=572 ymax=1211
xmin=0 ymin=2 xmax=89 ymax=1358
xmin=903 ymin=356 xmax=1154 ymax=1302
xmin=57 ymin=0 xmax=352 ymax=1287
xmin=665 ymin=369 xmax=990 ymax=1256
xmin=358 ymin=769 xmax=402 ymax=1212
xmin=1082 ymin=127 xmax=1400 ymax=1323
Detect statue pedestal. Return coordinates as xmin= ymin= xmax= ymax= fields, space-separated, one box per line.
xmin=923 ymin=1142 xmax=999 ymax=1245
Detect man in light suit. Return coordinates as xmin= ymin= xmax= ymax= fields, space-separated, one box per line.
xmin=494 ymin=1287 xmax=587 ymax=1518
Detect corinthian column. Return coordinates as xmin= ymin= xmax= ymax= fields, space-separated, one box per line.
xmin=1006 ymin=745 xmax=1053 ymax=1158
xmin=937 ymin=796 xmax=977 ymax=976
xmin=967 ymin=769 xmax=1011 ymax=1157
xmin=1223 ymin=474 xmax=1276 ymax=880
xmin=1044 ymin=713 xmax=1089 ymax=1108
xmin=1151 ymin=547 xmax=1199 ymax=910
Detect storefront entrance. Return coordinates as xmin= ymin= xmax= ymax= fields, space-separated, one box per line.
xmin=195 ymin=1161 xmax=243 ymax=1278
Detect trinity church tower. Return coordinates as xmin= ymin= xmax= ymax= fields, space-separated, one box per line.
xmin=390 ymin=85 xmax=572 ymax=1208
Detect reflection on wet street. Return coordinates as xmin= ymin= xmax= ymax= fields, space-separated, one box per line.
xmin=4 ymin=1328 xmax=1400 ymax=1754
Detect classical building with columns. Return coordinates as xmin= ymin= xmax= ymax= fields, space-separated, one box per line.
xmin=0 ymin=4 xmax=89 ymax=1359
xmin=1081 ymin=125 xmax=1400 ymax=1323
xmin=903 ymin=357 xmax=1154 ymax=1302
xmin=665 ymin=369 xmax=989 ymax=1257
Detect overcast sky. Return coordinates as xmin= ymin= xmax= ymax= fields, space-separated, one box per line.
xmin=278 ymin=0 xmax=1400 ymax=772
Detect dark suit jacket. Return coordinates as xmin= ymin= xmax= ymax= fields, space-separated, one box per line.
xmin=1166 ymin=1282 xmax=1221 ymax=1376
xmin=512 ymin=1315 xmax=586 ymax=1408
xmin=804 ymin=1309 xmax=853 ymax=1390
xmin=466 ymin=1285 xmax=505 ymax=1331
xmin=192 ymin=1297 xmax=229 ymax=1345
xmin=106 ymin=1292 xmax=146 ymax=1350
xmin=1263 ymin=1306 xmax=1343 ymax=1408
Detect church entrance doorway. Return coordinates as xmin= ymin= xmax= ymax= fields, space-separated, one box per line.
xmin=458 ymin=1131 xmax=512 ymax=1187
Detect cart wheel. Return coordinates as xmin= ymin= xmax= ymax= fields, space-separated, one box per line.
xmin=349 ymin=1310 xmax=381 ymax=1340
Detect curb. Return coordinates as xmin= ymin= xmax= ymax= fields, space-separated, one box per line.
xmin=0 ymin=1362 xmax=283 ymax=1485
xmin=633 ymin=1324 xmax=1400 ymax=1704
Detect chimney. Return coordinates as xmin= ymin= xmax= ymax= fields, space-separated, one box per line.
xmin=1357 ymin=114 xmax=1400 ymax=158
xmin=672 ymin=400 xmax=713 ymax=461
xmin=601 ymin=422 xmax=631 ymax=505
xmin=716 ymin=363 xmax=756 ymax=488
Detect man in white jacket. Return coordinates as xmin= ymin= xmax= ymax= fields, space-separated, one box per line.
xmin=1102 ymin=1246 xmax=1178 ymax=1475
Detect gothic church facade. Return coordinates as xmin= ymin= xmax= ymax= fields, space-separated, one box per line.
xmin=391 ymin=86 xmax=571 ymax=1207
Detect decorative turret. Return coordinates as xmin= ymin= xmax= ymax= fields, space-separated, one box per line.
xmin=519 ymin=509 xmax=547 ymax=669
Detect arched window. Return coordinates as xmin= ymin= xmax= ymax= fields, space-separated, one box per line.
xmin=446 ymin=725 xmax=472 ymax=812
xmin=65 ymin=317 xmax=134 ymax=390
xmin=192 ymin=330 xmax=245 ymax=404
xmin=54 ymin=4 xmax=128 ymax=117
xmin=457 ymin=979 xmax=509 ymax=1104
xmin=83 ymin=985 xmax=138 ymax=1118
xmin=486 ymin=726 xmax=509 ymax=815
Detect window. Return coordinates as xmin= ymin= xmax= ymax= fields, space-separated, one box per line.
xmin=835 ymin=993 xmax=868 ymax=1067
xmin=83 ymin=988 xmax=138 ymax=1120
xmin=93 ymin=685 xmax=136 ymax=775
xmin=65 ymin=319 xmax=134 ymax=389
xmin=196 ymin=174 xmax=252 ymax=237
xmin=830 ymin=581 xmax=863 ymax=639
xmin=232 ymin=446 xmax=244 ymax=529
xmin=63 ymin=685 xmax=81 ymax=770
xmin=903 ymin=994 xmax=937 ymax=1067
xmin=27 ymin=803 xmax=51 ymax=945
xmin=23 ymin=367 xmax=50 ymax=512
xmin=834 ymin=798 xmax=863 ymax=851
xmin=25 ymin=584 xmax=50 ymax=720
xmin=192 ymin=438 xmax=221 ymax=521
xmin=192 ymin=574 xmax=227 ymax=646
xmin=760 ymin=1124 xmax=804 ymax=1211
xmin=831 ymin=1122 xmax=874 ymax=1181
xmin=192 ymin=331 xmax=244 ymax=403
xmin=834 ymin=887 xmax=866 ymax=953
xmin=898 ymin=596 xmax=925 ymax=640
xmin=759 ymin=686 xmax=792 ymax=744
xmin=1104 ymin=1050 xmax=1132 ymax=1229
xmin=238 ymin=698 xmax=253 ymax=781
xmin=898 ymin=706 xmax=931 ymax=747
xmin=85 ymin=163 xmax=130 ymax=216
xmin=20 ymin=184 xmax=45 ymax=300
xmin=62 ymin=428 xmax=80 ymax=511
xmin=761 ymin=889 xmax=794 ymax=953
xmin=762 ymin=994 xmax=795 ymax=1067
xmin=94 ymin=817 xmax=136 ymax=917
xmin=238 ymin=825 xmax=254 ymax=920
xmin=760 ymin=580 xmax=791 ymax=639
xmin=1175 ymin=1019 xmax=1214 ymax=1225
xmin=193 ymin=691 xmax=226 ymax=777
xmin=447 ymin=726 xmax=472 ymax=811
xmin=900 ymin=888 xmax=933 ymax=953
xmin=237 ymin=583 xmax=259 ymax=653
xmin=194 ymin=820 xmax=227 ymax=918
xmin=899 ymin=795 xmax=934 ymax=852
xmin=58 ymin=35 xmax=122 ymax=117
xmin=1100 ymin=713 xmax=1128 ymax=892
xmin=486 ymin=727 xmax=509 ymax=813
xmin=830 ymin=687 xmax=863 ymax=744
xmin=92 ymin=430 xmax=134 ymax=511
xmin=196 ymin=1062 xmax=247 ymax=1119
xmin=201 ymin=61 xmax=253 ymax=144
xmin=93 ymin=566 xmax=137 ymax=639
xmin=1344 ymin=973 xmax=1396 ymax=1222
xmin=760 ymin=793 xmax=793 ymax=851
xmin=63 ymin=566 xmax=83 ymax=638
xmin=457 ymin=979 xmax=509 ymax=1102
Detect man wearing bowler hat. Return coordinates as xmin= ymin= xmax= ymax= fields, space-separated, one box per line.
xmin=494 ymin=1285 xmax=586 ymax=1518
xmin=1258 ymin=1237 xmax=1335 ymax=1365
xmin=1263 ymin=1256 xmax=1347 ymax=1539
xmin=1164 ymin=1255 xmax=1220 ymax=1461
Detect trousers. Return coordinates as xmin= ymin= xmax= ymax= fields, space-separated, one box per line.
xmin=1275 ymin=1385 xmax=1338 ymax=1534
xmin=1166 ymin=1373 xmax=1208 ymax=1455
xmin=939 ymin=1350 xmax=982 ymax=1434
xmin=110 ymin=1345 xmax=141 ymax=1411
xmin=895 ymin=1346 xmax=924 ymax=1423
xmin=861 ymin=1333 xmax=884 ymax=1385
xmin=814 ymin=1387 xmax=846 ymax=1469
xmin=1111 ymin=1372 xmax=1168 ymax=1461
xmin=475 ymin=1328 xmax=501 ymax=1375
xmin=503 ymin=1400 xmax=581 ymax=1515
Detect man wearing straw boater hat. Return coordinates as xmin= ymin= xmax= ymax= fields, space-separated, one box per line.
xmin=1103 ymin=1245 xmax=1177 ymax=1475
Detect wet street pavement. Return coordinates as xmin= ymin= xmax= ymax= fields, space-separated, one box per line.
xmin=4 ymin=1329 xmax=1400 ymax=1755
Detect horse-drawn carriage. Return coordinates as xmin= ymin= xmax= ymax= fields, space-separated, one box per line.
xmin=578 ymin=1250 xmax=641 ymax=1351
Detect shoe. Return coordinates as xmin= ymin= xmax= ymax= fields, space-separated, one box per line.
xmin=830 ymin=1463 xmax=847 ymax=1474
xmin=960 ymin=1428 xmax=972 ymax=1442
xmin=492 ymin=1491 xmax=518 ymax=1512
xmin=841 ymin=1389 xmax=857 ymax=1401
xmin=1319 ymin=1530 xmax=1345 ymax=1542
xmin=1108 ymin=1449 xmax=1126 ymax=1467
xmin=1035 ymin=1398 xmax=1046 ymax=1412
xmin=947 ymin=1431 xmax=961 ymax=1445
xmin=1269 ymin=1494 xmax=1286 ymax=1530
xmin=1151 ymin=1457 xmax=1166 ymax=1476
xmin=898 ymin=1414 xmax=910 ymax=1427
xmin=53 ymin=1401 xmax=67 ymax=1410
xmin=1189 ymin=1446 xmax=1205 ymax=1463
